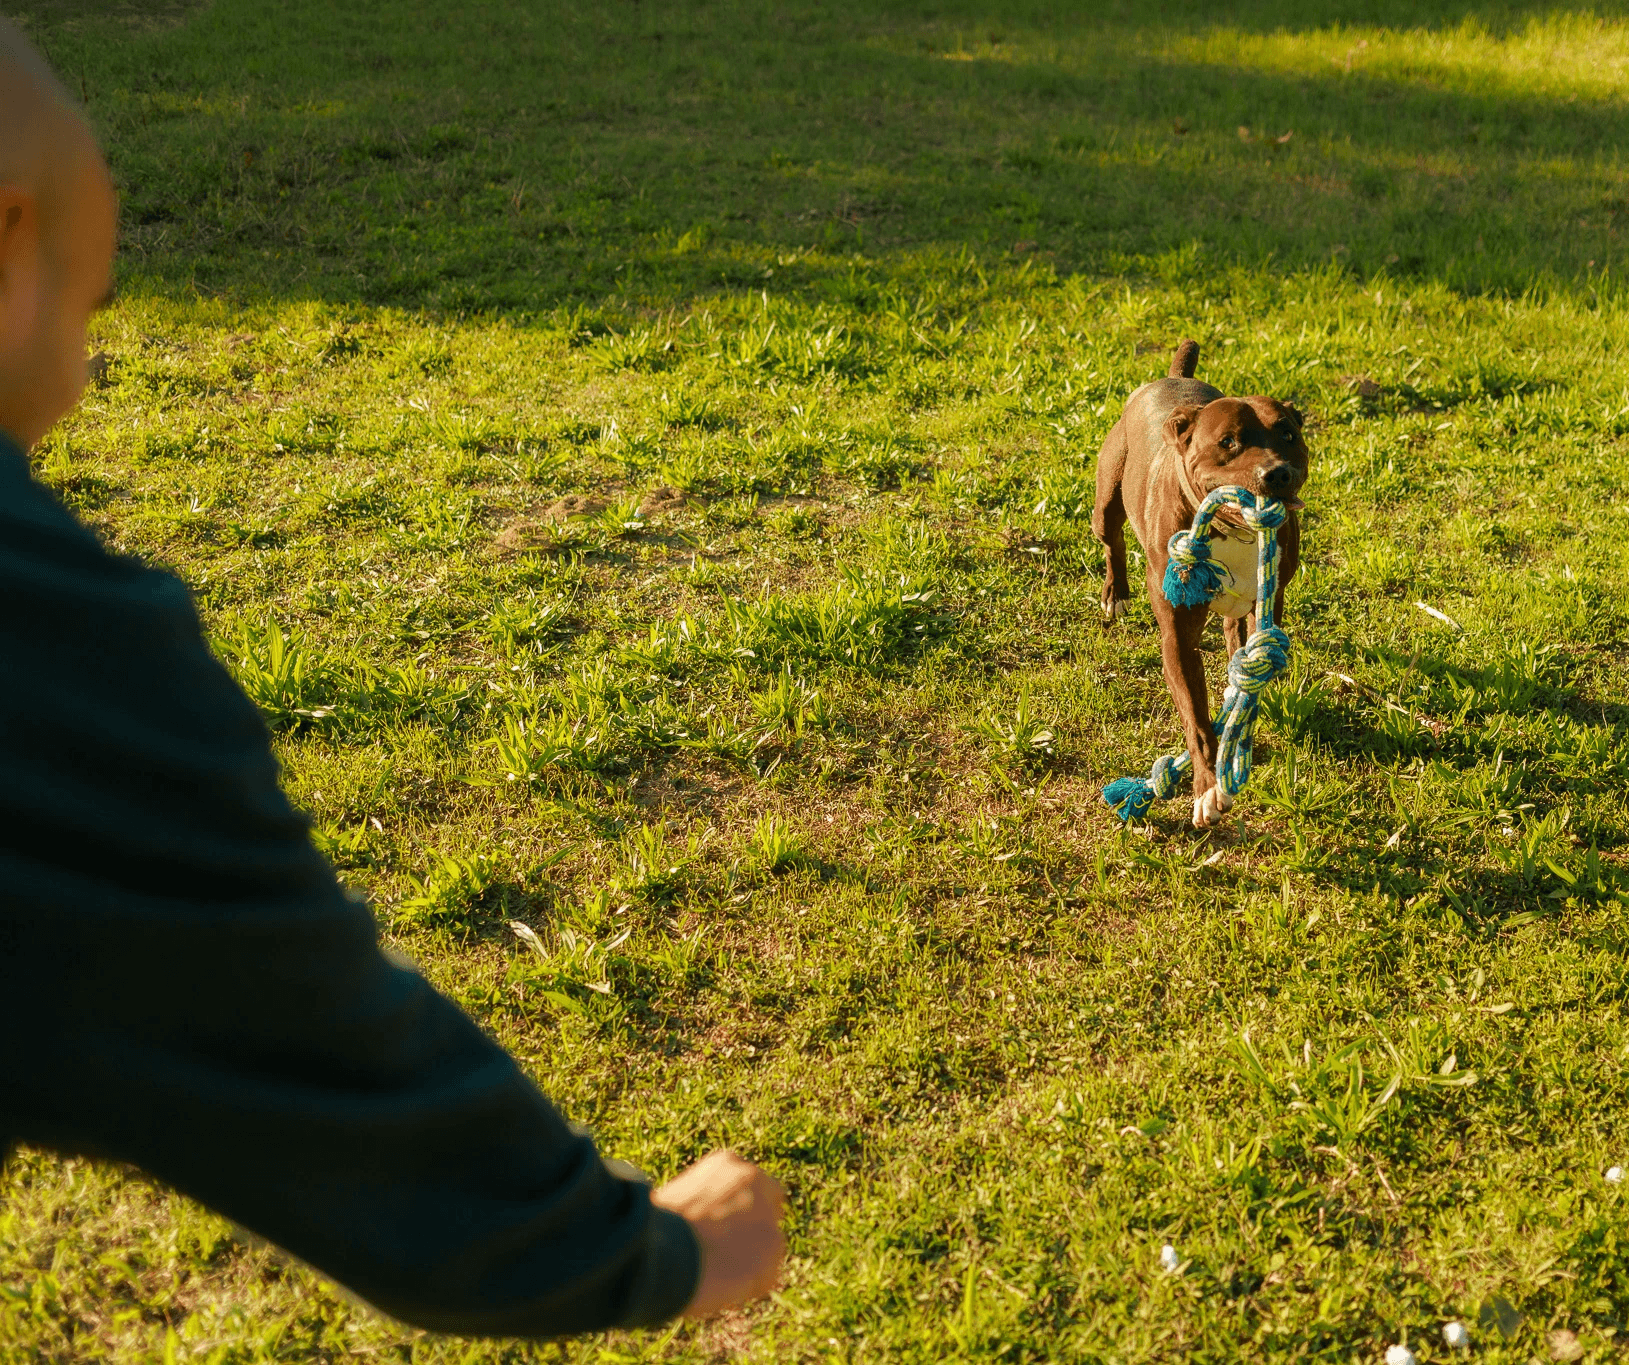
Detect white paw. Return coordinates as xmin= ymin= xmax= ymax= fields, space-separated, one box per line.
xmin=1103 ymin=597 xmax=1130 ymax=622
xmin=1192 ymin=784 xmax=1234 ymax=828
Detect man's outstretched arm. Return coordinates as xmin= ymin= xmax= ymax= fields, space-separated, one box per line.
xmin=0 ymin=439 xmax=713 ymax=1337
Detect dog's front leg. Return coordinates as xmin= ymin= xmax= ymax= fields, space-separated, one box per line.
xmin=1152 ymin=596 xmax=1229 ymax=827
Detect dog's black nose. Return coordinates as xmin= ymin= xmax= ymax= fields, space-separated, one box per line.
xmin=1263 ymin=463 xmax=1303 ymax=494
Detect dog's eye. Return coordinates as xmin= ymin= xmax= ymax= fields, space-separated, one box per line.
xmin=1276 ymin=422 xmax=1296 ymax=441
xmin=1218 ymin=435 xmax=1237 ymax=452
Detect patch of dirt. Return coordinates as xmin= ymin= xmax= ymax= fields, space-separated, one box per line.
xmin=639 ymin=485 xmax=690 ymax=517
xmin=492 ymin=493 xmax=609 ymax=554
xmin=1340 ymin=373 xmax=1384 ymax=398
xmin=543 ymin=493 xmax=609 ymax=520
xmin=685 ymin=1307 xmax=759 ymax=1361
xmin=1001 ymin=527 xmax=1053 ymax=558
xmin=626 ymin=770 xmax=687 ymax=812
xmin=492 ymin=523 xmax=543 ymax=554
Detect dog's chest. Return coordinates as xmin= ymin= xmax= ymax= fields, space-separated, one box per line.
xmin=1208 ymin=526 xmax=1260 ymax=619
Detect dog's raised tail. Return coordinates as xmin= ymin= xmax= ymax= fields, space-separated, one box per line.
xmin=1169 ymin=339 xmax=1200 ymax=379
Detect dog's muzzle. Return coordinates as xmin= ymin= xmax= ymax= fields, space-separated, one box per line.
xmin=1261 ymin=463 xmax=1305 ymax=510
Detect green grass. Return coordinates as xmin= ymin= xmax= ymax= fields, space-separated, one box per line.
xmin=6 ymin=0 xmax=1629 ymax=1360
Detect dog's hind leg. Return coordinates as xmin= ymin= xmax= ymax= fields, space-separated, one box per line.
xmin=1092 ymin=420 xmax=1133 ymax=622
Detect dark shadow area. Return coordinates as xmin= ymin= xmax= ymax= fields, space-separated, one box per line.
xmin=14 ymin=0 xmax=1629 ymax=310
xmin=8 ymin=0 xmax=204 ymax=27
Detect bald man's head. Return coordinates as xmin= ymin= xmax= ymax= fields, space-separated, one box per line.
xmin=0 ymin=18 xmax=100 ymax=231
xmin=0 ymin=16 xmax=115 ymax=449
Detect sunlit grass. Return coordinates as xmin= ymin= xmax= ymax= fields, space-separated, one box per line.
xmin=6 ymin=0 xmax=1629 ymax=1361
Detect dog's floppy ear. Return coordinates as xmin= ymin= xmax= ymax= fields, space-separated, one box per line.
xmin=1164 ymin=404 xmax=1204 ymax=452
xmin=1284 ymin=402 xmax=1305 ymax=432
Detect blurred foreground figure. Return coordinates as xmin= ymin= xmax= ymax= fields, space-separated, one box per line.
xmin=0 ymin=18 xmax=783 ymax=1338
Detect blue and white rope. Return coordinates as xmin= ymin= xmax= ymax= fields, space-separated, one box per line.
xmin=1103 ymin=487 xmax=1289 ymax=823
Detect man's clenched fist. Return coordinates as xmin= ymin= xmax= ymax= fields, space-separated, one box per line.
xmin=653 ymin=1149 xmax=786 ymax=1318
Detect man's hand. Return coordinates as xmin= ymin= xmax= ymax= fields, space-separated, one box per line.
xmin=652 ymin=1149 xmax=785 ymax=1319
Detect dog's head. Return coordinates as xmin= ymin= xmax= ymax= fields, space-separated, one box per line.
xmin=1163 ymin=397 xmax=1309 ymax=509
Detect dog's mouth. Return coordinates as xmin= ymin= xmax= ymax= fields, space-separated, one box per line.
xmin=1209 ymin=488 xmax=1306 ymax=520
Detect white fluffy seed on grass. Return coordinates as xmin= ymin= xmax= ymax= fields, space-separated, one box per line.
xmin=1384 ymin=1346 xmax=1416 ymax=1365
xmin=1443 ymin=1321 xmax=1469 ymax=1348
xmin=1606 ymin=1165 xmax=1624 ymax=1184
xmin=1158 ymin=1244 xmax=1179 ymax=1273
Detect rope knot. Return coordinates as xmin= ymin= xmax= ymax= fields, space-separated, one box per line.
xmin=1150 ymin=754 xmax=1183 ymax=799
xmin=1226 ymin=625 xmax=1290 ymax=695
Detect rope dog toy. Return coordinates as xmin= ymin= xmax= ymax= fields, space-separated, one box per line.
xmin=1102 ymin=487 xmax=1290 ymax=823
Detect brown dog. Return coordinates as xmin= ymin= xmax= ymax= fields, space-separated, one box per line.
xmin=1092 ymin=340 xmax=1308 ymax=827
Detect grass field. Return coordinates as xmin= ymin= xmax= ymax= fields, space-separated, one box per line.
xmin=7 ymin=0 xmax=1629 ymax=1360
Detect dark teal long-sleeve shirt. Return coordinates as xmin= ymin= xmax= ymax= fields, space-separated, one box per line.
xmin=0 ymin=434 xmax=699 ymax=1337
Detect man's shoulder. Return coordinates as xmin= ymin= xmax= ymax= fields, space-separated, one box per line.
xmin=0 ymin=438 xmax=104 ymax=545
xmin=0 ymin=438 xmax=191 ymax=619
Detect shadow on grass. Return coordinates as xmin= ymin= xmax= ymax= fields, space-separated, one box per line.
xmin=12 ymin=0 xmax=1629 ymax=312
xmin=8 ymin=0 xmax=203 ymax=29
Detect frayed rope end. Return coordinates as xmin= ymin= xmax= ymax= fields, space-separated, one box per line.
xmin=1103 ymin=776 xmax=1156 ymax=823
xmin=1162 ymin=541 xmax=1226 ymax=609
